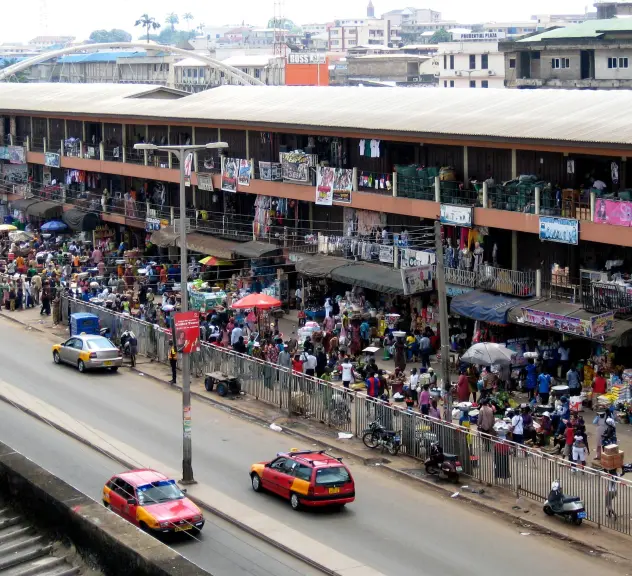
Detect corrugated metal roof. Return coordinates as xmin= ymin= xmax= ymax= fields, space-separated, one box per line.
xmin=518 ymin=17 xmax=632 ymax=41
xmin=3 ymin=83 xmax=632 ymax=147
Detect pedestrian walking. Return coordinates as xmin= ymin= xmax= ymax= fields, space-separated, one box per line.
xmin=168 ymin=341 xmax=178 ymax=384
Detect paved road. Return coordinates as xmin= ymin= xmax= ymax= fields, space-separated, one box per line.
xmin=0 ymin=319 xmax=622 ymax=576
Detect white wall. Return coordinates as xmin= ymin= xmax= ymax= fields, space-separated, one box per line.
xmin=594 ymin=48 xmax=632 ymax=80
xmin=437 ymin=41 xmax=505 ymax=87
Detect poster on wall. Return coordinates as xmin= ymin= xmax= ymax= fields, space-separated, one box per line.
xmin=238 ymin=159 xmax=252 ymax=187
xmin=259 ymin=161 xmax=282 ymax=181
xmin=173 ymin=311 xmax=200 ymax=354
xmin=539 ymin=216 xmax=578 ymax=245
xmin=315 ymin=166 xmax=334 ymax=206
xmin=280 ymin=151 xmax=315 ymax=185
xmin=145 ymin=217 xmax=162 ymax=232
xmin=332 ymin=168 xmax=353 ymax=204
xmin=0 ymin=147 xmax=9 ymax=160
xmin=401 ymin=265 xmax=434 ymax=295
xmin=594 ymin=198 xmax=632 ymax=227
xmin=378 ymin=244 xmax=394 ymax=264
xmin=8 ymin=146 xmax=25 ymax=164
xmin=440 ymin=204 xmax=473 ymax=227
xmin=44 ymin=152 xmax=61 ymax=168
xmin=196 ymin=173 xmax=213 ymax=191
xmin=2 ymin=163 xmax=27 ymax=184
xmin=221 ymin=157 xmax=238 ymax=193
xmin=43 ymin=166 xmax=52 ymax=186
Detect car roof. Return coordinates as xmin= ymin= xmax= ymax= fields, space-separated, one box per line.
xmin=115 ymin=469 xmax=170 ymax=486
xmin=284 ymin=451 xmax=344 ymax=468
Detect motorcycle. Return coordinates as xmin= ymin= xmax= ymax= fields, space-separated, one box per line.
xmin=424 ymin=442 xmax=462 ymax=483
xmin=543 ymin=480 xmax=586 ymax=526
xmin=362 ymin=420 xmax=401 ymax=455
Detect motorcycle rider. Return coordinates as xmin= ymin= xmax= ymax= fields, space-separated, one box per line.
xmin=547 ymin=480 xmax=564 ymax=513
xmin=120 ymin=329 xmax=138 ymax=367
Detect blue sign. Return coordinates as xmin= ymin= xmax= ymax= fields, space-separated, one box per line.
xmin=446 ymin=284 xmax=474 ymax=298
xmin=539 ymin=216 xmax=579 ymax=245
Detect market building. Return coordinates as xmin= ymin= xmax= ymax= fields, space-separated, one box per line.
xmin=1 ymin=81 xmax=632 ymax=369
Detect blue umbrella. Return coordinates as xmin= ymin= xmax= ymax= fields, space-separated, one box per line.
xmin=41 ymin=220 xmax=68 ymax=232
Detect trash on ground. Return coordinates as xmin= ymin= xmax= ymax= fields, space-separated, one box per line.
xmin=338 ymin=432 xmax=353 ymax=439
xmin=269 ymin=423 xmax=283 ymax=432
xmin=451 ymin=492 xmax=459 ymax=498
xmin=520 ymin=533 xmax=530 ymax=536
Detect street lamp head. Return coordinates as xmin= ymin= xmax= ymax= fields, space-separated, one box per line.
xmin=134 ymin=143 xmax=158 ymax=151
xmin=206 ymin=142 xmax=228 ymax=150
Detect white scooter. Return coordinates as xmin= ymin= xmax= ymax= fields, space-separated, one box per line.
xmin=543 ymin=480 xmax=586 ymax=525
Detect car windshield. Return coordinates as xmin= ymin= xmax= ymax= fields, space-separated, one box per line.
xmin=85 ymin=337 xmax=115 ymax=350
xmin=136 ymin=480 xmax=184 ymax=505
xmin=315 ymin=466 xmax=350 ymax=485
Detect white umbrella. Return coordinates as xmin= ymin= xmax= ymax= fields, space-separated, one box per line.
xmin=461 ymin=343 xmax=514 ymax=366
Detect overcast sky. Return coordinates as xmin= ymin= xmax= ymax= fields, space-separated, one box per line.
xmin=2 ymin=0 xmax=594 ymax=43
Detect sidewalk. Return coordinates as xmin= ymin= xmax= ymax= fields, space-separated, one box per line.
xmin=4 ymin=305 xmax=632 ymax=567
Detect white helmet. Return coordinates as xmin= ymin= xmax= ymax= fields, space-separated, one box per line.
xmin=606 ymin=417 xmax=615 ymax=426
xmin=551 ymin=480 xmax=560 ymax=491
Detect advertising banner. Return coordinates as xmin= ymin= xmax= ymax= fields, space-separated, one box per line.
xmin=378 ymin=244 xmax=394 ymax=264
xmin=440 ymin=204 xmax=473 ymax=227
xmin=591 ymin=311 xmax=615 ymax=338
xmin=221 ymin=157 xmax=238 ymax=193
xmin=173 ymin=311 xmax=200 ymax=354
xmin=2 ymin=163 xmax=27 ymax=184
xmin=0 ymin=146 xmax=9 ymax=160
xmin=238 ymin=159 xmax=253 ymax=187
xmin=539 ymin=216 xmax=579 ymax=245
xmin=315 ymin=166 xmax=334 ymax=206
xmin=332 ymin=168 xmax=353 ymax=204
xmin=280 ymin=151 xmax=315 ymax=185
xmin=520 ymin=308 xmax=614 ymax=339
xmin=401 ymin=265 xmax=434 ymax=295
xmin=145 ymin=217 xmax=161 ymax=232
xmin=400 ymin=248 xmax=435 ymax=269
xmin=44 ymin=152 xmax=61 ymax=168
xmin=594 ymin=198 xmax=632 ymax=227
xmin=259 ymin=161 xmax=282 ymax=181
xmin=8 ymin=146 xmax=25 ymax=164
xmin=196 ymin=173 xmax=213 ymax=191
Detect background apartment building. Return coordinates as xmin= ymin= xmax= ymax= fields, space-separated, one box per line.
xmin=437 ymin=36 xmax=505 ymax=88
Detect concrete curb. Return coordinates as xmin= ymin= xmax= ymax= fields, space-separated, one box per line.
xmin=0 ymin=391 xmax=338 ymax=576
xmin=0 ymin=310 xmax=45 ymax=333
xmin=131 ymin=367 xmax=624 ymax=564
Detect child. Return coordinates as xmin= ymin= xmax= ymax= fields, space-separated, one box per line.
xmin=404 ymin=389 xmax=415 ymax=411
xmin=419 ymin=384 xmax=431 ymax=415
xmin=564 ymin=415 xmax=576 ymax=461
xmin=572 ymin=434 xmax=587 ymax=472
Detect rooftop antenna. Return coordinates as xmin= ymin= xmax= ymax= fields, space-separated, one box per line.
xmin=273 ymin=0 xmax=287 ymax=57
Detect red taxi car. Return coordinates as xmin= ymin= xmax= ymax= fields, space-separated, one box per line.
xmin=250 ymin=450 xmax=355 ymax=510
xmin=102 ymin=469 xmax=204 ymax=535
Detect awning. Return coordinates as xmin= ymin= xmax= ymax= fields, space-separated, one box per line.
xmin=232 ymin=240 xmax=281 ymax=259
xmin=179 ymin=232 xmax=237 ymax=260
xmin=26 ymin=201 xmax=63 ymax=219
xmin=150 ymin=227 xmax=179 ymax=247
xmin=62 ymin=208 xmax=99 ymax=232
xmin=450 ymin=290 xmax=524 ymax=325
xmin=294 ymin=254 xmax=352 ymax=278
xmin=331 ymin=262 xmax=405 ymax=295
xmin=605 ymin=319 xmax=632 ymax=347
xmin=10 ymin=198 xmax=39 ymax=212
xmin=506 ymin=298 xmax=583 ymax=325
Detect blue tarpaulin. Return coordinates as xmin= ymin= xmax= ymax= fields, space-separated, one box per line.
xmin=450 ymin=290 xmax=523 ymax=325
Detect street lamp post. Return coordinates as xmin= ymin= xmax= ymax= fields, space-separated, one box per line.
xmin=134 ymin=141 xmax=227 ymax=484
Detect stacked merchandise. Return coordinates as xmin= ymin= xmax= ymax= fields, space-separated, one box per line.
xmin=601 ymin=444 xmax=624 ymax=470
xmin=596 ymin=372 xmax=631 ymax=409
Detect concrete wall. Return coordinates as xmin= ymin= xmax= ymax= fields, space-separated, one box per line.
xmin=595 ymin=48 xmax=632 ymax=79
xmin=0 ymin=441 xmax=210 ymax=576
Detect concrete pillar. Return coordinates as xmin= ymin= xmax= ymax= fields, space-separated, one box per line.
xmin=463 ymin=145 xmax=469 ymax=187
xmin=25 ymin=135 xmax=30 ymax=152
xmin=511 ymin=230 xmax=518 ymax=270
xmin=392 ymin=171 xmax=398 ymax=197
xmin=46 ymin=118 xmax=50 ymax=147
xmin=394 ymin=245 xmax=399 ymax=269
xmin=64 ymin=119 xmax=68 ymax=141
xmin=192 ymin=126 xmax=198 ymax=172
xmin=9 ymin=116 xmax=16 ymax=140
xmin=144 ymin=125 xmax=149 ymax=166
xmin=245 ymin=129 xmax=250 ymax=160
xmin=43 ymin=137 xmax=47 ymax=153
xmin=30 ymin=117 xmax=33 ymax=145
xmin=122 ymin=124 xmax=127 ymax=163
xmin=167 ymin=126 xmax=172 ymax=169
xmin=60 ymin=139 xmax=64 ymax=157
xmin=78 ymin=140 xmax=82 ymax=159
xmin=534 ymin=186 xmax=541 ymax=215
xmin=218 ymin=128 xmax=221 ymax=142
xmin=511 ymin=148 xmax=517 ymax=179
xmin=99 ymin=141 xmax=105 ymax=161
xmin=434 ymin=176 xmax=441 ymax=203
xmin=170 ymin=206 xmax=175 ymax=224
xmin=482 ymin=181 xmax=488 ymax=208
xmin=8 ymin=134 xmax=13 ymax=146
xmin=536 ymin=269 xmax=542 ymax=298
xmin=82 ymin=121 xmax=86 ymax=143
xmin=352 ymin=167 xmax=358 ymax=192
xmin=590 ymin=191 xmax=596 ymax=222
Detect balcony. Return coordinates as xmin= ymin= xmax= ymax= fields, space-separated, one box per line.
xmin=444 ymin=265 xmax=536 ymax=297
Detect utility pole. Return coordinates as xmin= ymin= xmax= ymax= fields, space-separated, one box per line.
xmin=434 ymin=220 xmax=452 ymax=422
xmin=135 ymin=140 xmax=227 ymax=484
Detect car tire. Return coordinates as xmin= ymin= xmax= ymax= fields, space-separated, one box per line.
xmin=102 ymin=500 xmax=109 ymax=508
xmin=78 ymin=360 xmax=86 ymax=373
xmin=53 ymin=351 xmax=61 ymax=364
xmin=217 ymin=382 xmax=227 ymax=397
xmin=290 ymin=493 xmax=301 ymax=511
xmin=251 ymin=473 xmax=263 ymax=492
xmin=110 ymin=366 xmax=119 ymax=372
xmin=139 ymin=521 xmax=149 ymax=533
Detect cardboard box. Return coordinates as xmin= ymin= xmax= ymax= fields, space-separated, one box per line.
xmin=604 ymin=444 xmax=619 ymax=456
xmin=601 ymin=452 xmax=624 ymax=470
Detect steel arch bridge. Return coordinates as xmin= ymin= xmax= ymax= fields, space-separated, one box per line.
xmin=0 ymin=42 xmax=265 ymax=86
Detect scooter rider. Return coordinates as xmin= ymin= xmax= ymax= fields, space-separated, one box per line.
xmin=548 ymin=480 xmax=564 ymax=513
xmin=120 ymin=329 xmax=138 ymax=367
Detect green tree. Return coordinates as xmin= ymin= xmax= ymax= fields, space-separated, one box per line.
xmin=135 ymin=13 xmax=161 ymax=42
xmin=430 ymin=28 xmax=452 ymax=43
xmin=89 ymin=29 xmax=132 ymax=43
xmin=165 ymin=12 xmax=179 ymax=32
xmin=182 ymin=12 xmax=194 ymax=30
xmin=267 ymin=17 xmax=300 ymax=32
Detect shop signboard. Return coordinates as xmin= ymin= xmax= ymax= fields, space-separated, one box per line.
xmin=196 ymin=173 xmax=213 ymax=191
xmin=446 ymin=284 xmax=473 ymax=298
xmin=173 ymin=311 xmax=200 ymax=354
xmin=591 ymin=311 xmax=615 ymax=338
xmin=505 ymin=337 xmax=529 ymax=366
xmin=519 ymin=308 xmax=614 ymax=340
xmin=539 ymin=216 xmax=578 ymax=245
xmin=259 ymin=161 xmax=282 ymax=181
xmin=238 ymin=159 xmax=253 ymax=187
xmin=440 ymin=204 xmax=473 ymax=228
xmin=8 ymin=146 xmax=25 ymax=164
xmin=378 ymin=244 xmax=394 ymax=264
xmin=44 ymin=152 xmax=61 ymax=168
xmin=145 ymin=217 xmax=161 ymax=232
xmin=288 ymin=53 xmax=326 ymax=65
xmin=221 ymin=157 xmax=238 ymax=192
xmin=280 ymin=151 xmax=316 ymax=185
xmin=401 ymin=248 xmax=435 ymax=269
xmin=594 ymin=198 xmax=632 ymax=227
xmin=2 ymin=163 xmax=27 ymax=184
xmin=401 ymin=265 xmax=434 ymax=295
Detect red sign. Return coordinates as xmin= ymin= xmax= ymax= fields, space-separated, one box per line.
xmin=173 ymin=311 xmax=200 ymax=354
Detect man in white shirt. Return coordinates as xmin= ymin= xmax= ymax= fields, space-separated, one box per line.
xmin=340 ymin=357 xmax=354 ymax=389
xmin=511 ymin=410 xmax=524 ymax=445
xmin=231 ymin=324 xmax=243 ymax=347
xmin=409 ymin=368 xmax=420 ymax=405
xmin=295 ymin=287 xmax=302 ymax=310
xmin=302 ymin=351 xmax=317 ymax=377
xmin=558 ymin=343 xmax=570 ymax=375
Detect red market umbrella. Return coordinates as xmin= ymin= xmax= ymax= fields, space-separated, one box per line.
xmin=231 ymin=293 xmax=281 ymax=310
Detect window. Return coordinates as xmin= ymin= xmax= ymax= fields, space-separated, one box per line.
xmin=85 ymin=337 xmax=115 ymax=350
xmin=443 ymin=54 xmax=447 ymax=69
xmin=269 ymin=458 xmax=287 ymax=470
xmin=470 ymin=80 xmax=476 ymax=87
xmin=315 ymin=466 xmax=351 ymax=485
xmin=608 ymin=57 xmax=617 ymax=68
xmin=532 ymin=51 xmax=540 ymax=60
xmin=293 ymin=465 xmax=313 ymax=481
xmin=552 ymin=58 xmax=570 ymax=69
xmin=481 ymin=54 xmax=488 ymax=69
xmin=443 ymin=80 xmax=447 ymax=87
xmin=449 ymin=54 xmax=454 ymax=69
xmin=482 ymin=80 xmax=489 ymax=88
xmin=254 ymin=68 xmax=261 ymax=78
xmin=469 ymin=54 xmax=476 ymax=69
xmin=509 ymin=58 xmax=516 ymax=69
xmin=137 ymin=480 xmax=184 ymax=506
xmin=330 ymin=40 xmax=340 ymax=45
xmin=449 ymin=80 xmax=454 ymax=87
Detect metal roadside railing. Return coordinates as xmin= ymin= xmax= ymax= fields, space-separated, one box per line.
xmin=60 ymin=294 xmax=632 ymax=536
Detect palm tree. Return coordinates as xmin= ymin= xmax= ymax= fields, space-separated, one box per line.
xmin=165 ymin=12 xmax=179 ymax=32
xmin=134 ymin=14 xmax=160 ymax=43
xmin=182 ymin=12 xmax=194 ymax=31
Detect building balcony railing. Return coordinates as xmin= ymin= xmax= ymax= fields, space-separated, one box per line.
xmin=443 ymin=265 xmax=536 ymax=297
